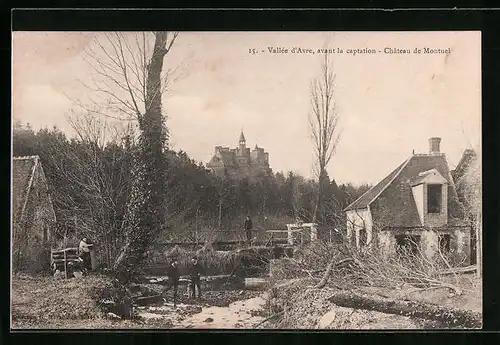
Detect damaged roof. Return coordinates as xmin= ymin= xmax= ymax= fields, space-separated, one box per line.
xmin=344 ymin=153 xmax=465 ymax=227
xmin=344 ymin=158 xmax=409 ymax=212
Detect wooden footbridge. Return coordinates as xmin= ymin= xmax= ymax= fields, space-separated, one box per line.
xmin=161 ymin=223 xmax=318 ymax=251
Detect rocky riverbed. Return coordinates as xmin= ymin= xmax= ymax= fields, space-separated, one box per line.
xmin=136 ymin=292 xmax=268 ymax=328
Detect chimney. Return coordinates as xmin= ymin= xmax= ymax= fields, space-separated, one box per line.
xmin=428 ymin=137 xmax=441 ymax=154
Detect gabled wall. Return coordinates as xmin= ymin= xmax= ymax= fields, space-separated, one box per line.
xmin=411 ymin=184 xmax=425 ymax=225
xmin=346 ymin=208 xmax=373 ymax=249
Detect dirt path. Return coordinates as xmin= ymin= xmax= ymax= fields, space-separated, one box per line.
xmin=138 ymin=293 xmax=268 ymax=329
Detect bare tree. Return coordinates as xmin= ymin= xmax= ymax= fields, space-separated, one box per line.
xmin=76 ymin=32 xmax=180 ymax=281
xmin=77 ymin=32 xmax=180 ymax=123
xmin=308 ymin=51 xmax=342 ymax=225
xmin=48 ymin=111 xmax=133 ymax=268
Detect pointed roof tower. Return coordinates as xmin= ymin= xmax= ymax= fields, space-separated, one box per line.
xmin=239 ymin=130 xmax=246 ymax=143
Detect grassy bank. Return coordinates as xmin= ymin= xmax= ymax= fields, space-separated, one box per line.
xmin=11 ymin=273 xmax=136 ymax=329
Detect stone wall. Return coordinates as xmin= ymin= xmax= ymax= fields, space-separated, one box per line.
xmin=421 ymin=230 xmax=438 ymax=260
xmin=376 ymin=227 xmax=471 ymax=266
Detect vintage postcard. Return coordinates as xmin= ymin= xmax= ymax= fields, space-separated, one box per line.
xmin=11 ymin=31 xmax=481 ymax=329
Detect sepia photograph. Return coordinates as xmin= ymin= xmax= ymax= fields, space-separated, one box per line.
xmin=11 ymin=30 xmax=481 ymax=329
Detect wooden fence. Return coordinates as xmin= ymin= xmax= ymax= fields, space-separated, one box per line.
xmin=51 ymin=248 xmax=80 ymax=279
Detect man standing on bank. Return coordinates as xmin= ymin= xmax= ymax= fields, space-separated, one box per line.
xmin=78 ymin=237 xmax=92 ymax=273
xmin=188 ymin=256 xmax=203 ymax=300
xmin=164 ymin=258 xmax=181 ymax=308
xmin=244 ymin=215 xmax=253 ymax=244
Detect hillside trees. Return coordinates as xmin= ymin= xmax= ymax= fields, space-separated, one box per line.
xmin=13 ymin=121 xmax=371 ymax=261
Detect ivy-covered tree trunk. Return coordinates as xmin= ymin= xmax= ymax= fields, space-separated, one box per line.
xmin=113 ymin=32 xmax=170 ymax=283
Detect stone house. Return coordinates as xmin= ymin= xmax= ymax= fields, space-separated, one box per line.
xmin=12 ymin=156 xmax=56 ymax=272
xmin=207 ymin=131 xmax=271 ymax=178
xmin=344 ymin=138 xmax=471 ymax=265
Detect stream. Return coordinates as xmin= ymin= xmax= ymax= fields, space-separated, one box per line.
xmin=137 ymin=292 xmax=268 ymax=328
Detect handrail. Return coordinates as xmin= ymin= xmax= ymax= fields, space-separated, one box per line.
xmin=51 ymin=247 xmax=78 ymax=253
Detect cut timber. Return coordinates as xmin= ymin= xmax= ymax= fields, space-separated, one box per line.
xmin=245 ymin=277 xmax=270 ymax=290
xmin=327 ymin=290 xmax=481 ymax=329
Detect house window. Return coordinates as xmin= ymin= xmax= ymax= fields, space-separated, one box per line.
xmin=427 ymin=184 xmax=442 ymax=214
xmin=438 ymin=234 xmax=451 ymax=254
xmin=395 ymin=235 xmax=421 ymax=256
xmin=359 ymin=228 xmax=367 ymax=247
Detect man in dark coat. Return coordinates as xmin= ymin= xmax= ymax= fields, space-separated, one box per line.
xmin=164 ymin=258 xmax=181 ymax=307
xmin=244 ymin=216 xmax=253 ymax=243
xmin=188 ymin=256 xmax=203 ymax=299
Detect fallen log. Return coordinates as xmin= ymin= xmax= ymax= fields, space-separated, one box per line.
xmin=327 ymin=290 xmax=481 ymax=329
xmin=439 ymin=265 xmax=477 ymax=276
xmin=133 ymin=294 xmax=163 ymax=306
xmin=314 ymin=258 xmax=353 ymax=289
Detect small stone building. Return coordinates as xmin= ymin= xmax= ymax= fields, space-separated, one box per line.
xmin=12 ymin=156 xmax=56 ymax=272
xmin=344 ymin=138 xmax=471 ymax=265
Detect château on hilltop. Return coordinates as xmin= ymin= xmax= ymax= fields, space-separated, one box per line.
xmin=207 ymin=131 xmax=271 ymax=178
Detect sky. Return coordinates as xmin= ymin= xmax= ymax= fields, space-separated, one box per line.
xmin=12 ymin=31 xmax=481 ymax=185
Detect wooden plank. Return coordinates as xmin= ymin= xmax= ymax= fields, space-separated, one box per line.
xmin=64 ymin=249 xmax=68 ymax=279
xmin=440 ymin=265 xmax=477 ymax=276
xmin=245 ymin=277 xmax=270 ymax=290
xmin=52 ymin=257 xmax=79 ymax=261
xmin=51 ymin=258 xmax=80 ymax=262
xmin=51 ymin=248 xmax=78 ymax=253
xmin=134 ymin=294 xmax=163 ymax=306
xmin=266 ymin=229 xmax=303 ymax=233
